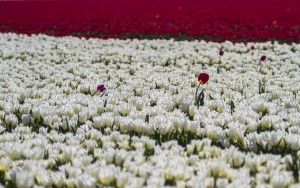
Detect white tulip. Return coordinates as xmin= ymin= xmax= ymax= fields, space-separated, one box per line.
xmin=0 ymin=157 xmax=12 ymax=172
xmin=98 ymin=166 xmax=116 ymax=185
xmin=51 ymin=172 xmax=65 ymax=187
xmin=188 ymin=105 xmax=197 ymax=118
xmin=77 ymin=174 xmax=96 ymax=188
xmin=79 ymin=109 xmax=89 ymax=123
xmin=16 ymin=171 xmax=34 ymax=188
xmin=5 ymin=114 xmax=18 ymax=128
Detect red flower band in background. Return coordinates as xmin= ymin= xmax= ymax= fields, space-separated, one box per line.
xmin=0 ymin=0 xmax=300 ymax=42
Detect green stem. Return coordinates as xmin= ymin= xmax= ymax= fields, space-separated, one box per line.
xmin=197 ymin=90 xmax=204 ymax=107
xmin=194 ymin=84 xmax=201 ymax=106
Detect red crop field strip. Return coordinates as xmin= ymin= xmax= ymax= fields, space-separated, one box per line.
xmin=0 ymin=0 xmax=300 ymax=42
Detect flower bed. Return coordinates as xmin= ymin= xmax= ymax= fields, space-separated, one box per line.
xmin=0 ymin=33 xmax=300 ymax=187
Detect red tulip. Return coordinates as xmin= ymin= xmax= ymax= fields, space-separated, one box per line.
xmin=198 ymin=73 xmax=209 ymax=84
xmin=219 ymin=49 xmax=224 ymax=56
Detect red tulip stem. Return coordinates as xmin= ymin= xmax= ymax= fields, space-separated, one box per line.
xmin=195 ymin=83 xmax=201 ymax=96
xmin=259 ymin=60 xmax=263 ymax=73
xmin=195 ymin=83 xmax=203 ymax=107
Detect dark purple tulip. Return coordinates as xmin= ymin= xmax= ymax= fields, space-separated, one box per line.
xmin=97 ymin=84 xmax=106 ymax=93
xmin=260 ymin=55 xmax=267 ymax=62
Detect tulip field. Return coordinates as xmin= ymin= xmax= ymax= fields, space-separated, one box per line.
xmin=0 ymin=33 xmax=299 ymax=187
xmin=1 ymin=0 xmax=300 ymax=187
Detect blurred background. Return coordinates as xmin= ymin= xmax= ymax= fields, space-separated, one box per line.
xmin=0 ymin=0 xmax=299 ymax=42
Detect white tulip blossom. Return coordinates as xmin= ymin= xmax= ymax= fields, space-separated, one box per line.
xmin=15 ymin=171 xmax=35 ymax=188
xmin=4 ymin=114 xmax=18 ymax=128
xmin=79 ymin=109 xmax=89 ymax=123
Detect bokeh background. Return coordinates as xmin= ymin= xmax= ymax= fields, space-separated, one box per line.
xmin=0 ymin=0 xmax=300 ymax=42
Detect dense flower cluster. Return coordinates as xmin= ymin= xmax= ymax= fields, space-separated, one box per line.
xmin=0 ymin=33 xmax=300 ymax=187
